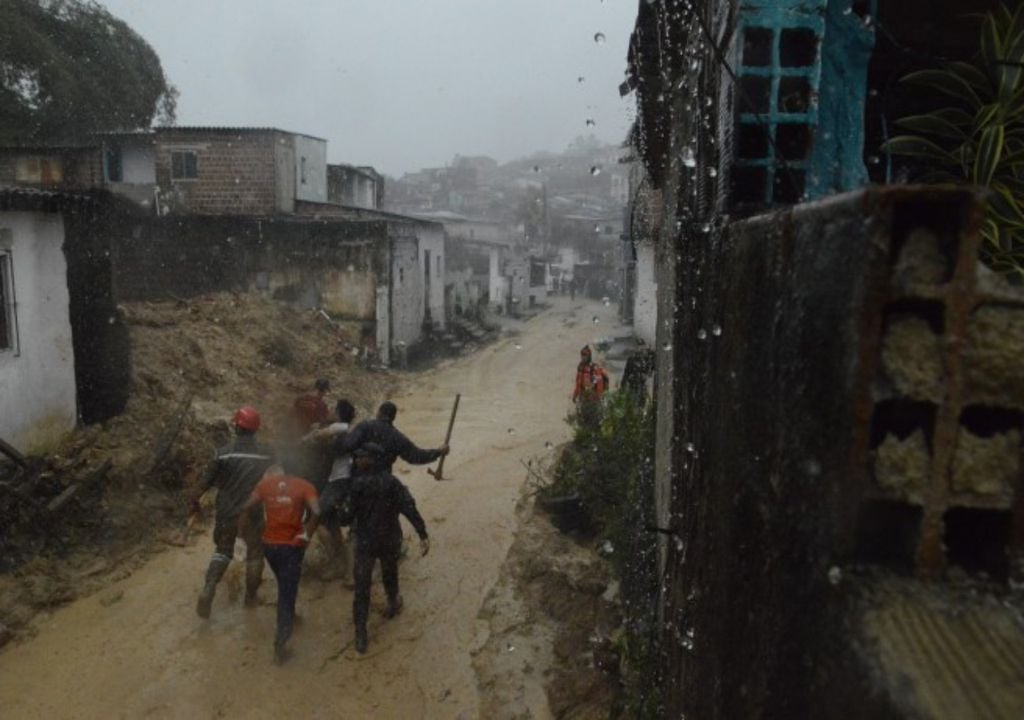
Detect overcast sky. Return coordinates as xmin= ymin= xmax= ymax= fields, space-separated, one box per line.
xmin=96 ymin=0 xmax=638 ymax=176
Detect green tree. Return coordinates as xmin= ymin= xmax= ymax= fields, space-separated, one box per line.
xmin=0 ymin=0 xmax=177 ymax=144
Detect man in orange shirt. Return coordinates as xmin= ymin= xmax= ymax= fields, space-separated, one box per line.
xmin=240 ymin=465 xmax=320 ymax=664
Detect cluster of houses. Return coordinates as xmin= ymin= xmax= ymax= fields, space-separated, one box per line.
xmin=0 ymin=125 xmax=600 ymax=452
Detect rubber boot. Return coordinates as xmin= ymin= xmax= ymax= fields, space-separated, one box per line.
xmin=383 ymin=594 xmax=403 ymax=619
xmin=355 ymin=624 xmax=369 ymax=654
xmin=196 ymin=555 xmax=229 ymax=619
xmin=244 ymin=560 xmax=263 ymax=608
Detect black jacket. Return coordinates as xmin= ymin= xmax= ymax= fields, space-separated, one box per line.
xmin=335 ymin=418 xmax=441 ymax=472
xmin=349 ymin=471 xmax=428 ymax=554
xmin=199 ymin=436 xmax=275 ymax=517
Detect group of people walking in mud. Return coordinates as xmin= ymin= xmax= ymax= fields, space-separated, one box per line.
xmin=187 ymin=379 xmax=448 ymax=663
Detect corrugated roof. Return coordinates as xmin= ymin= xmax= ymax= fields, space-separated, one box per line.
xmin=154 ymin=126 xmax=327 ymax=142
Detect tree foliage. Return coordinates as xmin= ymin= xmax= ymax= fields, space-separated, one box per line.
xmin=0 ymin=0 xmax=177 ymax=144
xmin=884 ymin=4 xmax=1024 ymax=278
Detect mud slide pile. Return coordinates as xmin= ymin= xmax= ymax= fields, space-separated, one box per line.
xmin=0 ymin=292 xmax=396 ymax=648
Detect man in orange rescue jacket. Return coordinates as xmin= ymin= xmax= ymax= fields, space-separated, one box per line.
xmin=572 ymin=345 xmax=610 ymax=403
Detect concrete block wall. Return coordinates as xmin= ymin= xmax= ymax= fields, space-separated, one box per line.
xmin=656 ymin=186 xmax=1018 ymax=718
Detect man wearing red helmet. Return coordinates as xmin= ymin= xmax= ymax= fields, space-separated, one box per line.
xmin=190 ymin=405 xmax=276 ymax=619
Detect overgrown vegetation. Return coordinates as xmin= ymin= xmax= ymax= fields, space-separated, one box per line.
xmin=884 ymin=4 xmax=1024 ymax=277
xmin=539 ymin=391 xmax=662 ymax=717
xmin=0 ymin=0 xmax=177 ymax=144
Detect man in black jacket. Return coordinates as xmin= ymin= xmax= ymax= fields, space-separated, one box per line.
xmin=190 ymin=405 xmax=275 ymax=619
xmin=335 ymin=401 xmax=448 ymax=474
xmin=348 ymin=442 xmax=430 ymax=654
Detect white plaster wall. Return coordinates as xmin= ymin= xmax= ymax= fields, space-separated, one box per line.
xmin=488 ymin=247 xmax=506 ymax=307
xmin=634 ymin=241 xmax=658 ymax=346
xmin=122 ymin=145 xmax=156 ymax=184
xmin=418 ymin=225 xmax=446 ymax=330
xmin=294 ymin=135 xmax=327 ymax=203
xmin=0 ymin=212 xmax=77 ymax=451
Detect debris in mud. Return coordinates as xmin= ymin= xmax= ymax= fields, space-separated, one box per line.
xmin=0 ymin=291 xmax=398 ymax=649
xmin=473 ymin=498 xmax=620 ymax=719
xmin=99 ymin=589 xmax=124 ymax=607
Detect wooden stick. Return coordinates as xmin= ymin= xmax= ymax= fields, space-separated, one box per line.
xmin=427 ymin=394 xmax=461 ymax=481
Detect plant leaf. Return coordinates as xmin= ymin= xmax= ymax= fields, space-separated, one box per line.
xmin=974 ymin=124 xmax=1006 ymax=185
xmin=895 ymin=112 xmax=968 ymax=139
xmin=947 ymin=61 xmax=993 ymax=97
xmin=902 ymin=70 xmax=981 ymax=107
xmin=882 ymin=135 xmax=959 ymax=165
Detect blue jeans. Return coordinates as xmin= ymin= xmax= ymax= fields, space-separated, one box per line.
xmin=263 ymin=544 xmax=306 ymax=648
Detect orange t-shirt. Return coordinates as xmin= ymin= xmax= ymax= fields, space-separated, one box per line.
xmin=253 ymin=474 xmax=318 ymax=546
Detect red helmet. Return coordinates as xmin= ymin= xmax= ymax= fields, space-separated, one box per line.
xmin=233 ymin=405 xmax=261 ymax=432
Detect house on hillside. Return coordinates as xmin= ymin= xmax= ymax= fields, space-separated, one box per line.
xmin=0 ymin=188 xmax=128 ymax=451
xmin=416 ymin=210 xmax=546 ymax=315
xmin=327 ymin=164 xmax=383 ymax=209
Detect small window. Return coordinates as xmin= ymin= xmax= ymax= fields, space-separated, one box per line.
xmin=0 ymin=249 xmax=17 ymax=353
xmin=171 ymin=151 xmax=198 ymax=180
xmin=436 ymin=255 xmax=442 ymax=277
xmin=300 ymin=157 xmax=308 ymax=185
xmin=105 ymin=148 xmax=123 ymax=182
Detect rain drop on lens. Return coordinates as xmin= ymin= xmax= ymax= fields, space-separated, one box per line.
xmin=593 ymin=32 xmax=606 ymax=44
xmin=682 ymin=147 xmax=696 ymax=168
xmin=590 ymin=165 xmax=602 ymax=176
xmin=712 ymin=324 xmax=722 ymax=337
xmin=697 ymin=328 xmax=707 ymax=340
xmin=828 ymin=566 xmax=842 ymax=586
xmin=585 ymin=118 xmax=595 ymax=127
xmin=514 ymin=343 xmax=522 ymax=350
xmin=592 ymin=316 xmax=600 ymax=324
xmin=708 ymin=167 xmax=717 ymax=178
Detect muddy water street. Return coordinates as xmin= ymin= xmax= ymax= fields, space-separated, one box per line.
xmin=0 ymin=298 xmax=623 ymax=719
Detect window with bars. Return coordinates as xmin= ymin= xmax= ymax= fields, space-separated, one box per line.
xmin=731 ymin=2 xmax=825 ymax=206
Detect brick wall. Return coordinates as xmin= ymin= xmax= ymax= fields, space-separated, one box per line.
xmin=154 ymin=130 xmax=280 ymax=215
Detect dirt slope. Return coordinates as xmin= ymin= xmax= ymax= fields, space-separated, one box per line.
xmin=0 ymin=292 xmax=396 ymax=646
xmin=0 ymin=297 xmax=623 ymax=719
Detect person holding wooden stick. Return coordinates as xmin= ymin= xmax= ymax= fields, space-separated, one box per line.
xmin=335 ymin=401 xmax=448 ymax=476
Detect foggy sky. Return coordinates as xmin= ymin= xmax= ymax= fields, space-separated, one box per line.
xmin=96 ymin=0 xmax=638 ymax=176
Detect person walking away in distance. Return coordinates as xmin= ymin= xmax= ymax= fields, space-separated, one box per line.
xmin=239 ymin=462 xmax=320 ymax=664
xmin=190 ymin=405 xmax=275 ymax=619
xmin=347 ymin=442 xmax=430 ymax=654
xmin=335 ymin=401 xmax=449 ymax=476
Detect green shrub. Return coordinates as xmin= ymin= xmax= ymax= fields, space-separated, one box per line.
xmin=884 ymin=4 xmax=1024 ymax=277
xmin=542 ymin=391 xmax=662 ymax=716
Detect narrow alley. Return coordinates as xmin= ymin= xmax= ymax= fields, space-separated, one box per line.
xmin=0 ymin=297 xmax=622 ymax=719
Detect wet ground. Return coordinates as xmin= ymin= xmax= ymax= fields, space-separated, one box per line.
xmin=0 ymin=296 xmax=624 ymax=719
